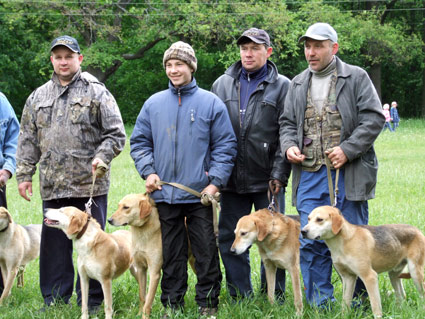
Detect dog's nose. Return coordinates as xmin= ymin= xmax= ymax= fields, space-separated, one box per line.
xmin=301 ymin=229 xmax=308 ymax=239
xmin=107 ymin=218 xmax=113 ymax=225
xmin=230 ymin=247 xmax=236 ymax=255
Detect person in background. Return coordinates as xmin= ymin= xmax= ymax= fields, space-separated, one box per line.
xmin=16 ymin=35 xmax=126 ymax=312
xmin=130 ymin=41 xmax=237 ymax=319
xmin=279 ymin=22 xmax=385 ymax=308
xmin=390 ymin=101 xmax=400 ymax=131
xmin=0 ymin=92 xmax=20 ymax=295
xmin=382 ymin=103 xmax=393 ymax=132
xmin=212 ymin=28 xmax=291 ymax=300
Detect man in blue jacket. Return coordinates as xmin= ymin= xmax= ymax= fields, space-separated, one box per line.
xmin=130 ymin=41 xmax=237 ymax=318
xmin=279 ymin=23 xmax=385 ymax=308
xmin=211 ymin=28 xmax=291 ymax=300
xmin=0 ymin=92 xmax=19 ymax=295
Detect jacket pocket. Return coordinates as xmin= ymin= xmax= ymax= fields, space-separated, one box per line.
xmin=70 ymin=97 xmax=98 ymax=125
xmin=35 ymin=101 xmax=53 ymax=129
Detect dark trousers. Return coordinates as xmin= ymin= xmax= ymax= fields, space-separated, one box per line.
xmin=40 ymin=195 xmax=107 ymax=306
xmin=0 ymin=184 xmax=6 ymax=293
xmin=157 ymin=202 xmax=221 ymax=309
xmin=218 ymin=191 xmax=286 ymax=298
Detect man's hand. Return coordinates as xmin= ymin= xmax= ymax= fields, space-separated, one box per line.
xmin=269 ymin=179 xmax=283 ymax=195
xmin=0 ymin=169 xmax=11 ymax=187
xmin=201 ymin=184 xmax=219 ymax=196
xmin=145 ymin=174 xmax=161 ymax=193
xmin=18 ymin=181 xmax=33 ymax=201
xmin=325 ymin=146 xmax=348 ymax=169
xmin=92 ymin=158 xmax=108 ymax=177
xmin=286 ymin=146 xmax=305 ymax=164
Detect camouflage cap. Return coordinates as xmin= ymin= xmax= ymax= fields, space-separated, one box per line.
xmin=50 ymin=35 xmax=81 ymax=53
xmin=237 ymin=28 xmax=271 ymax=47
xmin=163 ymin=41 xmax=197 ymax=72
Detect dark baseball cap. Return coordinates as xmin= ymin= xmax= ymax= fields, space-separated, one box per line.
xmin=237 ymin=28 xmax=271 ymax=47
xmin=50 ymin=35 xmax=81 ymax=53
xmin=298 ymin=23 xmax=338 ymax=43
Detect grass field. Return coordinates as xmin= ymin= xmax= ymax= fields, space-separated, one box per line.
xmin=2 ymin=119 xmax=425 ymax=318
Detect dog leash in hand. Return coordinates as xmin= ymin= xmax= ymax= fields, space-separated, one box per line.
xmin=324 ymin=155 xmax=340 ymax=207
xmin=156 ymin=180 xmax=220 ymax=242
xmin=85 ymin=160 xmax=109 ymax=216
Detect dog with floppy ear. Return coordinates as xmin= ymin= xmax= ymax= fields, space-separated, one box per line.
xmin=230 ymin=208 xmax=303 ymax=316
xmin=302 ymin=205 xmax=425 ymax=319
xmin=108 ymin=193 xmax=163 ymax=319
xmin=0 ymin=207 xmax=42 ymax=305
xmin=44 ymin=206 xmax=135 ymax=319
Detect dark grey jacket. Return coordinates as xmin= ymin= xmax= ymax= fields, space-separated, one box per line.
xmin=212 ymin=60 xmax=291 ymax=193
xmin=279 ymin=57 xmax=385 ymax=205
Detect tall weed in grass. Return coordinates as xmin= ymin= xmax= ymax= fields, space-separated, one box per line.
xmin=2 ymin=120 xmax=425 ymax=318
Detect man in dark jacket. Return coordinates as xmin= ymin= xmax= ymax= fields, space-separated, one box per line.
xmin=212 ymin=28 xmax=291 ymax=299
xmin=279 ymin=23 xmax=385 ymax=307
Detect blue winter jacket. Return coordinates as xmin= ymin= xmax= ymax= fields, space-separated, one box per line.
xmin=0 ymin=92 xmax=19 ymax=175
xmin=130 ymin=78 xmax=237 ymax=204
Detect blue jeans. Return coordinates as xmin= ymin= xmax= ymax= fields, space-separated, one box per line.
xmin=297 ymin=166 xmax=368 ymax=306
xmin=218 ymin=190 xmax=286 ymax=298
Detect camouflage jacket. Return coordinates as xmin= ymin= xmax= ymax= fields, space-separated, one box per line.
xmin=16 ymin=69 xmax=126 ymax=200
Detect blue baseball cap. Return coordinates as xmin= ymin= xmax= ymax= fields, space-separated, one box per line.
xmin=50 ymin=35 xmax=81 ymax=53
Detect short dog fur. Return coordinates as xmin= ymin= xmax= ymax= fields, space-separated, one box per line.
xmin=230 ymin=208 xmax=303 ymax=315
xmin=44 ymin=206 xmax=134 ymax=319
xmin=108 ymin=193 xmax=162 ymax=319
xmin=301 ymin=205 xmax=425 ymax=318
xmin=0 ymin=207 xmax=41 ymax=305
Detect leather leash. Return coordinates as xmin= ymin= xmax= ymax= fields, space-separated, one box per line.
xmin=324 ymin=156 xmax=340 ymax=207
xmin=156 ymin=180 xmax=220 ymax=243
xmin=85 ymin=160 xmax=109 ymax=216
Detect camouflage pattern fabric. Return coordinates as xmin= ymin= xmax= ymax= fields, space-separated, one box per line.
xmin=16 ymin=69 xmax=126 ymax=200
xmin=302 ymin=69 xmax=341 ymax=172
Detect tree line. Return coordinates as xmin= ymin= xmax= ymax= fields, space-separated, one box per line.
xmin=1 ymin=0 xmax=424 ymax=123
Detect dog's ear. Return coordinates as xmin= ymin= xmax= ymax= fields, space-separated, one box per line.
xmin=5 ymin=209 xmax=12 ymax=224
xmin=256 ymin=217 xmax=270 ymax=242
xmin=139 ymin=199 xmax=152 ymax=218
xmin=67 ymin=213 xmax=87 ymax=235
xmin=331 ymin=209 xmax=343 ymax=235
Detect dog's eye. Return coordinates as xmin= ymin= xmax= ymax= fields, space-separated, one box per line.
xmin=123 ymin=206 xmax=129 ymax=210
xmin=240 ymin=231 xmax=247 ymax=236
xmin=316 ymin=218 xmax=323 ymax=222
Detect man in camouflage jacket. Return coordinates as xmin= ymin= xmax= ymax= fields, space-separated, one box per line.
xmin=16 ymin=35 xmax=125 ymax=310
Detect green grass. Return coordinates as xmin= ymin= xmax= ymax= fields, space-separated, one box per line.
xmin=2 ymin=119 xmax=425 ymax=318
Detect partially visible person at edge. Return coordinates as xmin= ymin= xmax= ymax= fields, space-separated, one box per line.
xmin=0 ymin=92 xmax=20 ymax=295
xmin=279 ymin=23 xmax=385 ymax=307
xmin=382 ymin=103 xmax=393 ymax=132
xmin=15 ymin=35 xmax=126 ymax=312
xmin=211 ymin=28 xmax=291 ymax=300
xmin=130 ymin=41 xmax=237 ymax=319
xmin=390 ymin=101 xmax=400 ymax=131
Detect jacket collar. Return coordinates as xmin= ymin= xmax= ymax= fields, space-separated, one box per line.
xmin=225 ymin=60 xmax=279 ymax=84
xmin=169 ymin=77 xmax=198 ymax=95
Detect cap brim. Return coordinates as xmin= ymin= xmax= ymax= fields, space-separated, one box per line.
xmin=298 ymin=35 xmax=330 ymax=43
xmin=236 ymin=35 xmax=267 ymax=46
xmin=50 ymin=44 xmax=79 ymax=53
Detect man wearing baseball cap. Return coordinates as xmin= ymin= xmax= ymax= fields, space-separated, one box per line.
xmin=279 ymin=22 xmax=384 ymax=307
xmin=212 ymin=28 xmax=291 ymax=300
xmin=16 ymin=35 xmax=125 ymax=312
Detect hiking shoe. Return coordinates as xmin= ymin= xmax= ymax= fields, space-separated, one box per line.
xmin=198 ymin=306 xmax=217 ymax=319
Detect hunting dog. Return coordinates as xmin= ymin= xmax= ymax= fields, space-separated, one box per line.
xmin=230 ymin=209 xmax=303 ymax=316
xmin=44 ymin=206 xmax=135 ymax=319
xmin=0 ymin=207 xmax=41 ymax=305
xmin=108 ymin=193 xmax=162 ymax=319
xmin=301 ymin=205 xmax=425 ymax=318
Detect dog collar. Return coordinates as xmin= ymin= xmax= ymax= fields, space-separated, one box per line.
xmin=76 ymin=216 xmax=91 ymax=239
xmin=0 ymin=224 xmax=9 ymax=232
